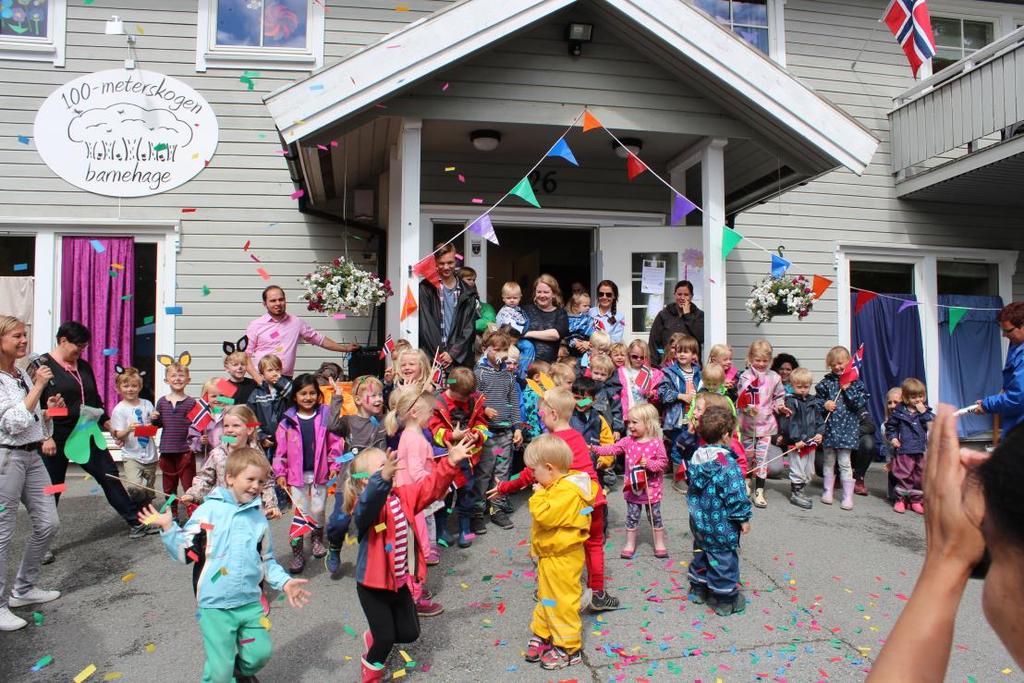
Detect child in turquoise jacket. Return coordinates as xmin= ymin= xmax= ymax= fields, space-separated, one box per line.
xmin=143 ymin=447 xmax=310 ymax=683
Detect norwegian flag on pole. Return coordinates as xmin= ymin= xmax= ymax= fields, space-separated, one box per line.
xmin=840 ymin=343 xmax=865 ymax=386
xmin=883 ymin=0 xmax=937 ymax=76
xmin=627 ymin=466 xmax=648 ymax=494
xmin=634 ymin=366 xmax=653 ymax=394
xmin=429 ymin=348 xmax=445 ymax=387
xmin=737 ymin=376 xmax=760 ymax=411
xmin=289 ymin=506 xmax=319 ymax=539
xmin=378 ymin=334 xmax=396 ymax=360
xmin=188 ymin=395 xmax=213 ymax=431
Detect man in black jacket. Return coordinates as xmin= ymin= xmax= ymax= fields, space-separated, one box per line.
xmin=418 ymin=243 xmax=479 ymax=368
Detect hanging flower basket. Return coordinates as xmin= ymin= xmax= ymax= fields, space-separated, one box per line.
xmin=299 ymin=257 xmax=392 ymax=316
xmin=746 ymin=274 xmax=814 ymax=325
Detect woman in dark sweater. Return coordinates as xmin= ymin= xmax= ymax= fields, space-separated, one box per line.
xmin=39 ymin=322 xmax=140 ymax=539
xmin=648 ymin=280 xmax=704 ymax=365
xmin=521 ymin=274 xmax=570 ymax=363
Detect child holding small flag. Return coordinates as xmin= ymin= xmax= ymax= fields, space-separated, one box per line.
xmin=737 ymin=339 xmax=790 ymax=509
xmin=273 ymin=374 xmax=343 ymax=573
xmin=520 ymin=434 xmax=597 ymax=670
xmin=606 ymin=340 xmax=661 ymax=435
xmin=344 ymin=441 xmax=474 ymax=681
xmin=188 ymin=379 xmax=225 ymax=458
xmin=591 ymin=404 xmax=669 ymax=559
xmin=657 ymin=334 xmax=701 ymax=486
xmin=150 ymin=361 xmax=197 ymax=521
xmin=816 ymin=345 xmax=869 ymax=510
xmin=325 ymin=375 xmax=387 ymax=575
xmin=109 ymin=366 xmax=159 ymax=524
xmin=143 ymin=447 xmax=310 ymax=683
xmin=777 ymin=368 xmax=825 ymax=510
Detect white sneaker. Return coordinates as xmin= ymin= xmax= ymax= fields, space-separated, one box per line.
xmin=8 ymin=588 xmax=60 ymax=608
xmin=0 ymin=607 xmax=27 ymax=631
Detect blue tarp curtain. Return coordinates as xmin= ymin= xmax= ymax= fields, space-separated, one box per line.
xmin=938 ymin=295 xmax=1003 ymax=437
xmin=850 ymin=293 xmax=926 ymax=440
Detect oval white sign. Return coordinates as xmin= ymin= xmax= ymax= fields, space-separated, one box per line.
xmin=34 ymin=69 xmax=218 ymax=197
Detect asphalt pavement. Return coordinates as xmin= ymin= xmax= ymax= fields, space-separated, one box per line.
xmin=1 ymin=463 xmax=1019 ymax=682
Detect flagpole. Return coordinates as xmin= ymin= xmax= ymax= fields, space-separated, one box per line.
xmin=105 ymin=473 xmax=166 ymax=497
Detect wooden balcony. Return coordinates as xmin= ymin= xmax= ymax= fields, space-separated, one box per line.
xmin=889 ymin=26 xmax=1024 ymax=206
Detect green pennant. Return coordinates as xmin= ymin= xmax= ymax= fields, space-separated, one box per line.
xmin=722 ymin=225 xmax=744 ymax=259
xmin=509 ymin=177 xmax=541 ymax=208
xmin=948 ymin=306 xmax=968 ymax=335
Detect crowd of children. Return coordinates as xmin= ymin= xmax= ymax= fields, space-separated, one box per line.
xmin=118 ymin=274 xmax=937 ymax=681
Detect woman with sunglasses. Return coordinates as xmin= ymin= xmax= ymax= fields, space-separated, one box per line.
xmin=869 ymin=406 xmax=1024 ymax=680
xmin=648 ymin=281 xmax=704 ymax=365
xmin=590 ymin=280 xmax=624 ymax=343
xmin=0 ymin=315 xmax=63 ymax=630
xmin=975 ymin=302 xmax=1024 ymax=438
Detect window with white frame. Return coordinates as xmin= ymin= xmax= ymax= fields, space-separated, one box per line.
xmin=0 ymin=0 xmax=66 ymax=66
xmin=694 ymin=0 xmax=786 ymax=64
xmin=196 ymin=0 xmax=324 ymax=72
xmin=931 ymin=16 xmax=995 ymax=71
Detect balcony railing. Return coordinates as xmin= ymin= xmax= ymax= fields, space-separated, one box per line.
xmin=889 ymin=25 xmax=1024 ymax=179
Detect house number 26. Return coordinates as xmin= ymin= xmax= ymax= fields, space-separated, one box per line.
xmin=528 ymin=170 xmax=558 ymax=194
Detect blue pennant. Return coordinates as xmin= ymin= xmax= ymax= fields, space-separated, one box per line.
xmin=546 ymin=138 xmax=579 ymax=166
xmin=770 ymin=254 xmax=791 ymax=279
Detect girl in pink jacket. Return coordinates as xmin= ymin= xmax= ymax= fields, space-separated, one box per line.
xmin=737 ymin=340 xmax=791 ymax=510
xmin=274 ymin=374 xmax=342 ymax=573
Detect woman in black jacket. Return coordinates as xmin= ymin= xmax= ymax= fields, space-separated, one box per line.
xmin=648 ymin=281 xmax=704 ymax=365
xmin=417 ymin=243 xmax=479 ymax=368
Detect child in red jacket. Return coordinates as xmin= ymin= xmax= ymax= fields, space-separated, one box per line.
xmin=345 ymin=440 xmax=473 ymax=682
xmin=428 ymin=367 xmax=488 ymax=548
xmin=490 ymin=388 xmax=620 ymax=612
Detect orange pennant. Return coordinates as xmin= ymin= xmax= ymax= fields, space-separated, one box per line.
xmin=582 ymin=111 xmax=603 ymax=132
xmin=400 ymin=285 xmax=418 ymax=321
xmin=853 ymin=291 xmax=877 ymax=315
xmin=811 ymin=274 xmax=833 ymax=300
xmin=626 ymin=154 xmax=647 ymax=181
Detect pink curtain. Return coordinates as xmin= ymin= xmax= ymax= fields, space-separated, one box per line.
xmin=61 ymin=237 xmax=134 ymax=414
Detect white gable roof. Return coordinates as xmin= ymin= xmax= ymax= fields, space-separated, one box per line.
xmin=265 ymin=0 xmax=878 ymax=175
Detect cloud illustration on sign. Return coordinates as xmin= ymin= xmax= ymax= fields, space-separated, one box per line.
xmin=67 ymin=103 xmax=194 ymax=147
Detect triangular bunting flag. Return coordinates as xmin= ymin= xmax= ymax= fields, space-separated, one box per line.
xmin=670 ymin=194 xmax=697 ymax=225
xmin=811 ymin=275 xmax=833 ymax=300
xmin=626 ymin=154 xmax=647 ymax=181
xmin=468 ymin=214 xmax=499 ymax=245
xmin=897 ymin=299 xmax=918 ymax=314
xmin=400 ymin=285 xmax=418 ymax=322
xmin=509 ymin=177 xmax=541 ymax=208
xmin=582 ymin=111 xmax=603 ymax=132
xmin=948 ymin=306 xmax=968 ymax=335
xmin=412 ymin=254 xmax=440 ymax=288
xmin=770 ymin=254 xmax=791 ymax=279
xmin=722 ymin=226 xmax=744 ymax=259
xmin=854 ymin=291 xmax=878 ymax=315
xmin=547 ymin=139 xmax=579 ymax=166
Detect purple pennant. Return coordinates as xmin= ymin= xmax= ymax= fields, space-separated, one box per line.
xmin=468 ymin=213 xmax=499 ymax=245
xmin=671 ymin=194 xmax=697 ymax=225
xmin=897 ymin=299 xmax=918 ymax=314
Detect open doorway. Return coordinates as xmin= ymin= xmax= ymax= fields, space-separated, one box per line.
xmin=486 ymin=227 xmax=591 ymax=305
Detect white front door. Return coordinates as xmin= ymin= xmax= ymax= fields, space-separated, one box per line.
xmin=597 ymin=226 xmax=703 ymax=343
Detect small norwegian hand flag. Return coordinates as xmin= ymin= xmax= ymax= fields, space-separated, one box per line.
xmin=737 ymin=376 xmax=760 ymax=411
xmin=627 ymin=466 xmax=648 ymax=494
xmin=839 ymin=343 xmax=865 ymax=386
xmin=430 ymin=348 xmax=445 ymax=387
xmin=378 ymin=334 xmax=396 ymax=360
xmin=635 ymin=366 xmax=653 ymax=394
xmin=188 ymin=395 xmax=213 ymax=432
xmin=883 ymin=0 xmax=937 ymax=76
xmin=289 ymin=507 xmax=319 ymax=539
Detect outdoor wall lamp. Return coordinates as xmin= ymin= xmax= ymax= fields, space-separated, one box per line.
xmin=471 ymin=130 xmax=502 ymax=152
xmin=566 ymin=23 xmax=593 ymax=56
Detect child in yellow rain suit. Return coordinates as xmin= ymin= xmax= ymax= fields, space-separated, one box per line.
xmin=521 ymin=434 xmax=597 ymax=671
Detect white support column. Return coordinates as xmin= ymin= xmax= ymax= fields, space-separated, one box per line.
xmin=386 ymin=118 xmax=422 ymax=343
xmin=701 ymin=138 xmax=728 ymax=353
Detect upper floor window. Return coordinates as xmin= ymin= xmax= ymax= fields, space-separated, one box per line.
xmin=196 ymin=0 xmax=324 ymax=72
xmin=0 ymin=0 xmax=66 ymax=66
xmin=931 ymin=16 xmax=994 ymax=71
xmin=694 ymin=0 xmax=785 ymax=65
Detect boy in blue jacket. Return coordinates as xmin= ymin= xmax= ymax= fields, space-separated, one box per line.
xmin=686 ymin=405 xmax=752 ymax=616
xmin=141 ymin=447 xmax=310 ymax=683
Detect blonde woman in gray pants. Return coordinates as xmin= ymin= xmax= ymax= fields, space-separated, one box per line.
xmin=0 ymin=315 xmax=63 ymax=631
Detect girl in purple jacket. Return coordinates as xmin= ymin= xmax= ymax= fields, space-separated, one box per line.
xmin=273 ymin=374 xmax=342 ymax=573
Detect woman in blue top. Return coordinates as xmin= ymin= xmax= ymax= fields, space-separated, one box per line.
xmin=977 ymin=302 xmax=1024 ymax=437
xmin=589 ymin=280 xmax=624 ymax=343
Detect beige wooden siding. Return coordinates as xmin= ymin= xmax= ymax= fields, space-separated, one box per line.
xmin=0 ymin=0 xmax=434 ymax=381
xmin=727 ymin=0 xmax=1024 ymax=377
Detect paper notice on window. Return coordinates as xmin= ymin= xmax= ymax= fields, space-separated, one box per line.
xmin=640 ymin=260 xmax=666 ymax=295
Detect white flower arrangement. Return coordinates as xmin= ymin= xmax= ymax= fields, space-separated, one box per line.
xmin=746 ymin=274 xmax=814 ymax=325
xmin=299 ymin=257 xmax=392 ymax=315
